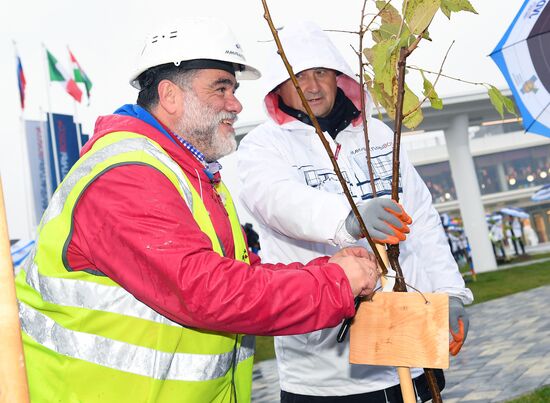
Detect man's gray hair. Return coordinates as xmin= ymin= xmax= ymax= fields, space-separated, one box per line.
xmin=136 ymin=64 xmax=197 ymax=110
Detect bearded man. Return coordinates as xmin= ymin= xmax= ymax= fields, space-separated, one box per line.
xmin=14 ymin=18 xmax=381 ymax=403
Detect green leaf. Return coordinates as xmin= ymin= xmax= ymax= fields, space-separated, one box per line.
xmin=364 ymin=73 xmax=373 ymax=86
xmin=372 ymin=23 xmax=401 ymax=43
xmin=440 ymin=0 xmax=478 ymax=19
xmin=376 ymin=1 xmax=402 ymax=25
xmin=403 ymin=0 xmax=441 ymax=34
xmin=371 ymin=23 xmax=414 ymax=48
xmin=369 ymin=81 xmax=388 ymax=113
xmin=502 ymin=95 xmax=517 ymax=116
xmin=421 ymin=70 xmax=443 ymax=109
xmin=488 ymin=86 xmax=517 ymax=118
xmin=488 ymin=87 xmax=504 ymax=118
xmin=440 ymin=3 xmax=452 ymax=18
xmin=402 ymin=85 xmax=424 ymax=129
xmin=397 ymin=26 xmax=414 ymax=48
xmin=421 ymin=29 xmax=432 ymax=41
xmin=371 ymin=39 xmax=399 ymax=94
xmin=369 ymin=80 xmax=396 ymax=120
xmin=365 ymin=77 xmax=381 ymax=110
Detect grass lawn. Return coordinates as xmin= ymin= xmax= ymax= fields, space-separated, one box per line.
xmin=254 ymin=335 xmax=276 ymax=363
xmin=254 ymin=253 xmax=550 ymax=363
xmin=467 ymin=258 xmax=550 ymax=305
xmin=507 ymin=385 xmax=550 ymax=402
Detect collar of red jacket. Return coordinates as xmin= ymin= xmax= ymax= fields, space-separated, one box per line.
xmin=88 ymin=112 xmax=216 ymax=185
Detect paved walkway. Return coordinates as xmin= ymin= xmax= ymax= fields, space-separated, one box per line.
xmin=251 ymin=285 xmax=550 ymax=402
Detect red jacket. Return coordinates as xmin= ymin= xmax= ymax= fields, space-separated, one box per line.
xmin=65 ymin=111 xmax=354 ymax=336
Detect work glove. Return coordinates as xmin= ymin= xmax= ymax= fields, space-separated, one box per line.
xmin=449 ymin=296 xmax=469 ymax=356
xmin=344 ymin=198 xmax=412 ymax=244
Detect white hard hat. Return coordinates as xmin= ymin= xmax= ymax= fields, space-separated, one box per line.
xmin=130 ymin=18 xmax=261 ymax=89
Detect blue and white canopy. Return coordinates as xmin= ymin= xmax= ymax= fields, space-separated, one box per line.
xmin=531 ymin=184 xmax=550 ymax=201
xmin=500 ymin=207 xmax=530 ymax=218
xmin=490 ymin=0 xmax=550 ymax=138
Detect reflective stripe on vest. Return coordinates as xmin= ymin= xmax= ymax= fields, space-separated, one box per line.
xmin=19 ymin=301 xmax=254 ymax=382
xmin=24 ymin=257 xmax=178 ymax=326
xmin=17 ymin=131 xmax=253 ymax=401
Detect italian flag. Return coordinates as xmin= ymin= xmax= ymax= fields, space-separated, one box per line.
xmin=47 ymin=49 xmax=82 ymax=103
xmin=69 ymin=49 xmax=92 ymax=100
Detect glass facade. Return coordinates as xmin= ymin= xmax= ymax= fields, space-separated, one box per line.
xmin=501 ymin=146 xmax=550 ymax=190
xmin=416 ymin=162 xmax=456 ymax=203
xmin=415 ymin=144 xmax=550 ymax=204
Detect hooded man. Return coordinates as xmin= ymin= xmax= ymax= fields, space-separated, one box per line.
xmin=237 ymin=21 xmax=473 ymax=402
xmin=14 ymin=18 xmax=381 ymax=403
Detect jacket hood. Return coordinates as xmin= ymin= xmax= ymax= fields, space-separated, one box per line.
xmin=85 ymin=104 xmax=179 ymax=152
xmin=260 ymin=20 xmax=372 ymax=126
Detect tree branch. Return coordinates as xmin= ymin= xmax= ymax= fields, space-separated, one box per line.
xmin=358 ymin=0 xmax=378 ymax=199
xmin=403 ymin=40 xmax=455 ymax=119
xmin=324 ymin=29 xmax=360 ymax=35
xmin=408 ymin=66 xmax=488 ymax=87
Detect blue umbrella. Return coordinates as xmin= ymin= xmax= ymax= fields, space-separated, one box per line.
xmin=490 ymin=0 xmax=550 ymax=138
xmin=500 ymin=207 xmax=530 ymax=218
xmin=10 ymin=239 xmax=34 ymax=268
xmin=531 ymin=184 xmax=550 ymax=201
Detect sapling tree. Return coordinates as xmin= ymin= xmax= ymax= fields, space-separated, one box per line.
xmin=260 ymin=1 xmax=514 ymax=401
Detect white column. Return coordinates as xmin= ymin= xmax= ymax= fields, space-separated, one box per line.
xmin=444 ymin=114 xmax=497 ymax=272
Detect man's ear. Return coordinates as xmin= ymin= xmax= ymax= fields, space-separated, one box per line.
xmin=157 ymin=80 xmax=182 ymax=115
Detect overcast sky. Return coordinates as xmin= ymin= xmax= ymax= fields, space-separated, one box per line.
xmin=1 ymin=0 xmax=522 ymax=239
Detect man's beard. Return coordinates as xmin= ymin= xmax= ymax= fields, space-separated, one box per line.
xmin=176 ymin=91 xmax=238 ymax=162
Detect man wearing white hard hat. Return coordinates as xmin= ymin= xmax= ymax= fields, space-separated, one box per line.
xmin=15 ymin=18 xmax=381 ymax=403
xmin=237 ymin=21 xmax=473 ymax=402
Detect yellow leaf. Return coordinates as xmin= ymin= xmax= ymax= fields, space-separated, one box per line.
xmin=440 ymin=0 xmax=478 ymax=20
xmin=403 ymin=85 xmax=424 ymax=129
xmin=363 ymin=48 xmax=375 ymax=65
xmin=371 ymin=23 xmax=401 ymax=42
xmin=421 ymin=70 xmax=443 ymax=109
xmin=404 ymin=0 xmax=441 ymax=34
xmin=376 ymin=1 xmax=403 ymax=25
xmin=371 ymin=39 xmax=399 ymax=94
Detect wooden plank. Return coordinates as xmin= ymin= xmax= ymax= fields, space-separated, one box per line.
xmin=349 ymin=292 xmax=449 ymax=369
xmin=0 ymin=177 xmax=30 ymax=402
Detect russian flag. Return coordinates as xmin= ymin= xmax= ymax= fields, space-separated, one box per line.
xmin=16 ymin=52 xmax=26 ymax=109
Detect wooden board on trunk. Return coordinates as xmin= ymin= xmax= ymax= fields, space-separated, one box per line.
xmin=349 ymin=292 xmax=449 ymax=369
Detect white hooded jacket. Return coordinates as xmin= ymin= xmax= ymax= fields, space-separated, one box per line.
xmin=237 ymin=21 xmax=473 ymax=396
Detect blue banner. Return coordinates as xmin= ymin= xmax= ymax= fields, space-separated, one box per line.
xmin=25 ymin=120 xmax=50 ymax=225
xmin=46 ymin=113 xmax=82 ymax=186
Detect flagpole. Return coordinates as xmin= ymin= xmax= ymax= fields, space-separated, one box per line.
xmin=67 ymin=46 xmax=84 ymax=152
xmin=68 ymin=47 xmax=87 ymax=152
xmin=12 ymin=40 xmax=36 ymax=239
xmin=72 ymin=102 xmax=83 ymax=152
xmin=38 ymin=107 xmax=54 ymax=200
xmin=41 ymin=43 xmax=61 ymax=188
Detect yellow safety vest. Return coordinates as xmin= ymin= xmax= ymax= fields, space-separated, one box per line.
xmin=16 ymin=131 xmax=254 ymax=402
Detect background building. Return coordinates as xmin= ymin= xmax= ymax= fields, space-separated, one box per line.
xmin=400 ymin=92 xmax=550 ymax=246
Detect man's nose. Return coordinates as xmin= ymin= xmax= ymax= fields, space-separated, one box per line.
xmin=302 ymin=74 xmax=321 ymax=93
xmin=226 ymin=92 xmax=243 ymax=114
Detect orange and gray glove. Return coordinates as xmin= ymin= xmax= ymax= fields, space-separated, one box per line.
xmin=344 ymin=198 xmax=412 ymax=244
xmin=449 ymin=296 xmax=469 ymax=356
